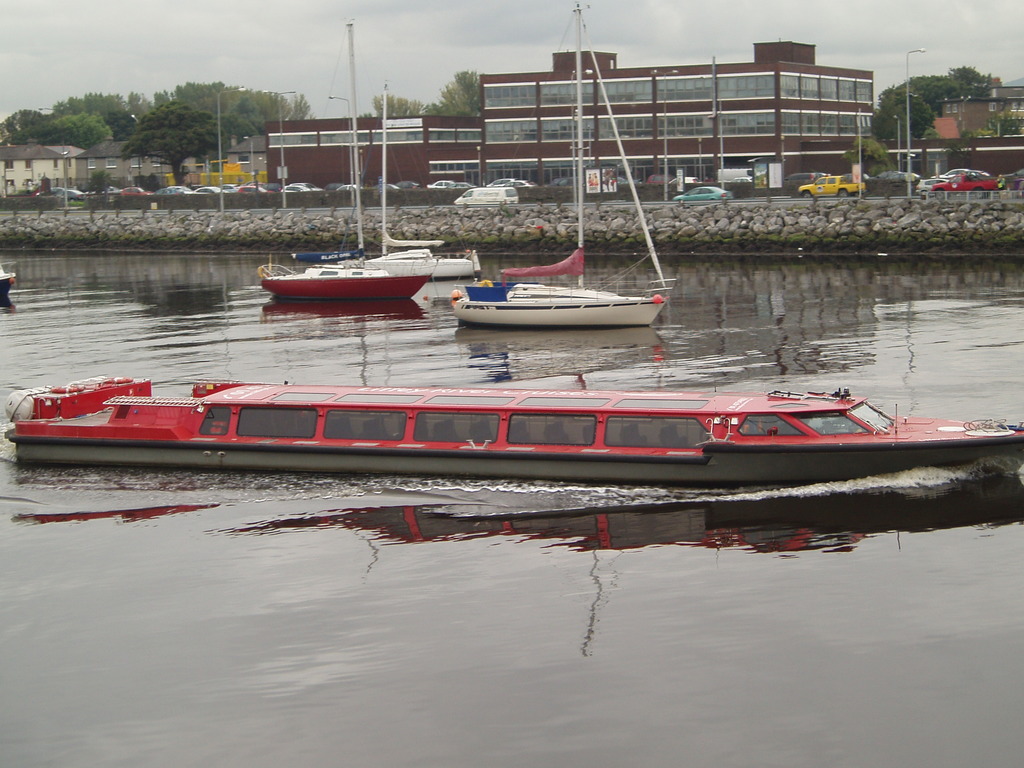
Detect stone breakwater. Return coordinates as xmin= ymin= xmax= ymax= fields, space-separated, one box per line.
xmin=1 ymin=199 xmax=1022 ymax=256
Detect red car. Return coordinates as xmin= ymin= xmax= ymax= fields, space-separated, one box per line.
xmin=931 ymin=172 xmax=999 ymax=192
xmin=120 ymin=187 xmax=152 ymax=196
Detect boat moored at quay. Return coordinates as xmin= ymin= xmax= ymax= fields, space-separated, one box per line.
xmin=6 ymin=377 xmax=1024 ymax=486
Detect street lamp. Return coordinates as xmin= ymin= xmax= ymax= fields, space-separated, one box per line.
xmin=653 ymin=69 xmax=678 ymax=200
xmin=905 ymin=47 xmax=925 ymax=198
xmin=328 ymin=95 xmax=356 ymax=189
xmin=270 ymin=90 xmax=296 ymax=208
xmin=217 ymin=87 xmax=246 ymax=212
xmin=40 ymin=107 xmax=70 ymax=208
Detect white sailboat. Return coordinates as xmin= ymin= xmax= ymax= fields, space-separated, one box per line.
xmin=259 ymin=25 xmax=432 ymax=301
xmin=364 ymin=84 xmax=480 ymax=281
xmin=450 ymin=4 xmax=670 ymax=328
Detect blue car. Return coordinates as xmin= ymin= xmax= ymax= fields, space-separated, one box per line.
xmin=673 ymin=185 xmax=733 ymax=203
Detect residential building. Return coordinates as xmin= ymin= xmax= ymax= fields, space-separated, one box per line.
xmin=0 ymin=143 xmax=82 ymax=195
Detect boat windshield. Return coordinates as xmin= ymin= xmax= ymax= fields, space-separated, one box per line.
xmin=850 ymin=402 xmax=894 ymax=432
xmin=792 ymin=411 xmax=869 ymax=436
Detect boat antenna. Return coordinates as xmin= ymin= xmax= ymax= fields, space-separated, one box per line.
xmin=381 ymin=81 xmax=390 ymax=256
xmin=581 ymin=16 xmax=667 ymax=288
xmin=347 ymin=22 xmax=364 ymax=252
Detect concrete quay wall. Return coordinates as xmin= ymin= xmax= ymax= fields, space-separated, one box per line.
xmin=1 ymin=199 xmax=1022 ymax=257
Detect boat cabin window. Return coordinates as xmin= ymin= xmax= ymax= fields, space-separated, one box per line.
xmin=424 ymin=395 xmax=515 ymax=406
xmin=507 ymin=414 xmax=596 ymax=446
xmin=613 ymin=398 xmax=709 ymax=410
xmin=518 ymin=397 xmax=610 ymax=408
xmin=737 ymin=414 xmax=804 ymax=436
xmin=792 ymin=412 xmax=869 ymax=436
xmin=605 ymin=416 xmax=709 ymax=447
xmin=850 ymin=402 xmax=893 ymax=432
xmin=324 ymin=409 xmax=407 ymax=441
xmin=335 ymin=393 xmax=423 ymax=404
xmin=198 ymin=406 xmax=231 ymax=436
xmin=413 ymin=412 xmax=500 ymax=443
xmin=236 ymin=407 xmax=318 ymax=438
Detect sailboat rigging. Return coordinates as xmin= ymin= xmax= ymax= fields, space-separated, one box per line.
xmin=450 ymin=3 xmax=670 ymax=328
xmin=258 ymin=24 xmax=432 ymax=300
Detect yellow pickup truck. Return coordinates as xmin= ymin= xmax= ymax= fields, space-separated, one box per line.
xmin=797 ymin=174 xmax=865 ymax=198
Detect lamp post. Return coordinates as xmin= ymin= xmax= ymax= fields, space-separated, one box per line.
xmin=328 ymin=95 xmax=356 ymax=189
xmin=217 ymin=87 xmax=246 ymax=212
xmin=39 ymin=107 xmax=68 ymax=207
xmin=270 ymin=90 xmax=296 ymax=208
xmin=653 ymin=69 xmax=678 ymax=200
xmin=905 ymin=48 xmax=925 ymax=198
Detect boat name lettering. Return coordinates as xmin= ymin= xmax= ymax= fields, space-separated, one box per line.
xmin=726 ymin=397 xmax=754 ymax=412
xmin=219 ymin=385 xmax=278 ymax=401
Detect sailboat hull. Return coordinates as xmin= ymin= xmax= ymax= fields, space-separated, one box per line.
xmin=261 ymin=272 xmax=430 ymax=300
xmin=452 ymin=292 xmax=666 ymax=327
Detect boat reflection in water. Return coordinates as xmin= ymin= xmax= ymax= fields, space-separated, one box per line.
xmin=260 ymin=298 xmax=425 ymax=323
xmin=19 ymin=472 xmax=1024 ymax=556
xmin=454 ymin=325 xmax=665 ymax=383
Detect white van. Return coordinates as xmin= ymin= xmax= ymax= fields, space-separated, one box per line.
xmin=453 ymin=187 xmax=519 ymax=206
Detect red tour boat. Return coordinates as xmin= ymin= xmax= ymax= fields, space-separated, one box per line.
xmin=5 ymin=377 xmax=1024 ymax=486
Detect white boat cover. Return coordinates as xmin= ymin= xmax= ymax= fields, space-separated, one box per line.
xmin=382 ymin=233 xmax=445 ymax=249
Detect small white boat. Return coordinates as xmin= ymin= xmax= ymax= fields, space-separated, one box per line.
xmin=365 ymin=236 xmax=480 ymax=280
xmin=0 ymin=263 xmax=14 ymax=304
xmin=451 ymin=6 xmax=670 ymax=329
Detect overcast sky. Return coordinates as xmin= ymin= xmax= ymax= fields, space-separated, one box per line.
xmin=4 ymin=0 xmax=1021 ymax=123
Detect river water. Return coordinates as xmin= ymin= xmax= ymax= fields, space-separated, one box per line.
xmin=3 ymin=250 xmax=1024 ymax=768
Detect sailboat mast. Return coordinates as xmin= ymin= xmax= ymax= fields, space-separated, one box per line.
xmin=582 ymin=19 xmax=668 ymax=287
xmin=381 ymin=83 xmax=389 ymax=257
xmin=574 ymin=3 xmax=584 ymax=253
xmin=347 ymin=22 xmax=364 ymax=252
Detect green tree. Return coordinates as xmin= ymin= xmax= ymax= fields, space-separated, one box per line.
xmin=426 ymin=71 xmax=480 ymax=116
xmin=122 ymin=101 xmax=216 ymax=185
xmin=984 ymin=111 xmax=1023 ymax=137
xmin=371 ymin=93 xmax=425 ymax=117
xmin=843 ymin=136 xmax=894 ymax=175
xmin=1 ymin=109 xmax=51 ymax=144
xmin=873 ymin=84 xmax=934 ymax=141
xmin=47 ymin=114 xmax=112 ymax=149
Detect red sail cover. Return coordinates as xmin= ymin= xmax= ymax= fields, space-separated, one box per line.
xmin=501 ymin=247 xmax=584 ymax=278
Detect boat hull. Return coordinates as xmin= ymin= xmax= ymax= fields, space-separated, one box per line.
xmin=11 ymin=434 xmax=1024 ymax=486
xmin=452 ymin=298 xmax=665 ymax=328
xmin=365 ymin=255 xmax=476 ymax=280
xmin=260 ymin=273 xmax=430 ymax=300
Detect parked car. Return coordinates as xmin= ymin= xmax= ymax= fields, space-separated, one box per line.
xmin=930 ymin=172 xmax=999 ymax=192
xmin=47 ymin=187 xmax=87 ymax=201
xmin=673 ymin=185 xmax=733 ymax=203
xmin=427 ymin=180 xmax=471 ymax=189
xmin=874 ymin=171 xmax=920 ymax=182
xmin=120 ymin=187 xmax=151 ymax=196
xmin=325 ymin=183 xmax=358 ymax=192
xmin=153 ymin=186 xmax=195 ymax=195
xmin=285 ymin=182 xmax=322 ymax=191
xmin=797 ymin=175 xmax=864 ymax=197
xmin=938 ymin=168 xmax=986 ymax=179
xmin=393 ymin=181 xmax=420 ymax=189
xmin=916 ymin=178 xmax=944 ymax=197
xmin=784 ymin=172 xmax=825 ymax=184
xmin=193 ymin=186 xmax=221 ymax=194
xmin=548 ymin=177 xmax=575 ymax=187
xmin=220 ymin=184 xmax=240 ymax=193
xmin=487 ymin=178 xmax=535 ymax=187
xmin=646 ymin=174 xmax=699 ymax=187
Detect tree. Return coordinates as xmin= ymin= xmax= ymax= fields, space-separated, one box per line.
xmin=843 ymin=136 xmax=894 ymax=175
xmin=426 ymin=71 xmax=480 ymax=116
xmin=371 ymin=94 xmax=425 ymax=117
xmin=873 ymin=84 xmax=934 ymax=141
xmin=984 ymin=111 xmax=1023 ymax=137
xmin=121 ymin=101 xmax=216 ymax=184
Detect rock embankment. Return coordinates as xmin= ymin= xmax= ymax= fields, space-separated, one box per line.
xmin=1 ymin=199 xmax=1022 ymax=255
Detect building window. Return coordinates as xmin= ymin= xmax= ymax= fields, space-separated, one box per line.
xmin=800 ymin=76 xmax=819 ymax=100
xmin=801 ymin=112 xmax=820 ymax=135
xmin=664 ymin=114 xmax=713 ymax=137
xmin=820 ymin=78 xmax=838 ymax=100
xmin=781 ymin=112 xmax=801 ymax=135
xmin=780 ymin=75 xmax=800 ymax=99
xmin=663 ymin=76 xmax=714 ymax=102
xmin=838 ymin=79 xmax=856 ymax=101
xmin=721 ymin=112 xmax=776 ymax=136
xmin=87 ymin=158 xmax=97 ymax=169
xmin=483 ymin=84 xmax=537 ymax=108
xmin=838 ymin=113 xmax=858 ymax=135
xmin=540 ymin=81 xmax=594 ymax=105
xmin=106 ymin=158 xmax=118 ymax=168
xmin=541 ymin=118 xmax=576 ymax=141
xmin=718 ymin=75 xmax=775 ymax=99
xmin=597 ymin=115 xmax=651 ymax=138
xmin=486 ymin=120 xmax=538 ymax=143
xmin=601 ymin=79 xmax=652 ymax=103
xmin=820 ymin=113 xmax=838 ymax=134
xmin=855 ymin=81 xmax=873 ymax=103
xmin=320 ymin=131 xmax=355 ymax=145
